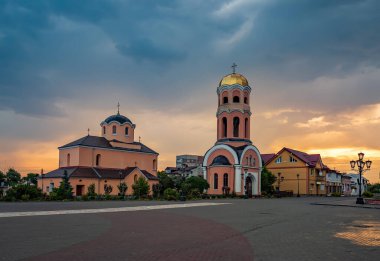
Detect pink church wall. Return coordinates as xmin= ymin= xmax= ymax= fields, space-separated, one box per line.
xmin=217 ymin=111 xmax=250 ymax=140
xmin=38 ymin=168 xmax=158 ymax=196
xmin=241 ymin=149 xmax=260 ymax=168
xmin=59 ymin=147 xmax=158 ymax=175
xmin=207 ymin=166 xmax=235 ymax=194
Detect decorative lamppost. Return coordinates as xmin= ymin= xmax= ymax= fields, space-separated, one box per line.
xmin=350 ymin=152 xmax=372 ymax=204
xmin=297 ymin=174 xmax=300 ymax=197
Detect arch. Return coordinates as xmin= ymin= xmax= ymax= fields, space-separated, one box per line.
xmin=233 ymin=96 xmax=240 ymax=103
xmin=223 ymin=173 xmax=228 ymax=187
xmin=203 ymin=144 xmax=239 ymax=167
xmin=214 ymin=174 xmax=218 ymax=189
xmin=96 ymin=154 xmax=101 ymax=166
xmin=239 ymin=145 xmax=263 ymax=168
xmin=222 ymin=117 xmax=227 ymax=137
xmin=223 ymin=96 xmax=228 ymax=104
xmin=244 ymin=97 xmax=248 ymax=104
xmin=211 ymin=155 xmax=231 ymax=166
xmin=67 ymin=154 xmax=70 ymax=166
xmin=233 ymin=117 xmax=240 ymax=137
xmin=125 ymin=127 xmax=129 ymax=136
xmin=112 ymin=125 xmax=117 ymax=135
xmin=103 ymin=126 xmax=106 ymax=135
xmin=244 ymin=118 xmax=248 ymax=138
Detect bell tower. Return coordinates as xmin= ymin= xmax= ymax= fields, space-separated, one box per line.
xmin=216 ymin=64 xmax=252 ymax=145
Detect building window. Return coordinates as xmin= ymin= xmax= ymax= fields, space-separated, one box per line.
xmin=153 ymin=159 xmax=157 ymax=170
xmin=253 ymin=157 xmax=256 ymax=167
xmin=96 ymin=154 xmax=101 ymax=166
xmin=134 ymin=174 xmax=138 ymax=182
xmin=246 ymin=157 xmax=249 ymax=166
xmin=214 ymin=174 xmax=218 ymax=189
xmin=223 ymin=97 xmax=228 ymax=104
xmin=49 ymin=183 xmax=54 ymax=192
xmin=222 ymin=117 xmax=227 ymax=137
xmin=125 ymin=127 xmax=129 ymax=136
xmin=275 ymin=156 xmax=282 ymax=164
xmin=112 ymin=125 xmax=117 ymax=135
xmin=67 ymin=154 xmax=70 ymax=166
xmin=223 ymin=173 xmax=228 ymax=187
xmin=233 ymin=96 xmax=240 ymax=103
xmin=233 ymin=117 xmax=240 ymax=137
xmin=103 ymin=126 xmax=106 ymax=135
xmin=244 ymin=97 xmax=248 ymax=104
xmin=290 ymin=156 xmax=297 ymax=162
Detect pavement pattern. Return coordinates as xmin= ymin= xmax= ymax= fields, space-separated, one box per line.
xmin=0 ymin=197 xmax=379 ymax=261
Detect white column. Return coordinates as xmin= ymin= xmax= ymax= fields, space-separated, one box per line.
xmin=258 ymin=168 xmax=262 ymax=195
xmin=235 ymin=165 xmax=242 ymax=192
xmin=202 ymin=166 xmax=207 ymax=180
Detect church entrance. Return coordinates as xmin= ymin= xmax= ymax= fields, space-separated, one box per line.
xmin=76 ymin=185 xmax=84 ymax=196
xmin=245 ymin=177 xmax=253 ymax=198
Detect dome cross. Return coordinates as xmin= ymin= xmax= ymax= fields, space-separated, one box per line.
xmin=231 ymin=63 xmax=237 ymax=74
xmin=117 ymin=102 xmax=120 ymax=115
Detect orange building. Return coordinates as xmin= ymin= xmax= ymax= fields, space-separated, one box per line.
xmin=38 ymin=108 xmax=159 ymax=196
xmin=203 ymin=66 xmax=262 ymax=197
xmin=262 ymin=148 xmax=327 ymax=196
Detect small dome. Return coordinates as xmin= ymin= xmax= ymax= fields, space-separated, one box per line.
xmin=211 ymin=155 xmax=231 ymax=166
xmin=103 ymin=113 xmax=132 ymax=125
xmin=219 ymin=73 xmax=248 ymax=87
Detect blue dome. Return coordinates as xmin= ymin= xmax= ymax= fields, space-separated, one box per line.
xmin=103 ymin=114 xmax=132 ymax=125
xmin=211 ymin=155 xmax=231 ymax=166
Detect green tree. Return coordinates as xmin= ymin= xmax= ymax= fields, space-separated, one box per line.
xmin=117 ymin=182 xmax=128 ymax=196
xmin=261 ymin=167 xmax=276 ymax=195
xmin=0 ymin=170 xmax=5 ymax=184
xmin=104 ymin=184 xmax=113 ymax=195
xmin=163 ymin=188 xmax=179 ymax=200
xmin=87 ymin=183 xmax=97 ymax=197
xmin=157 ymin=171 xmax=175 ymax=193
xmin=22 ymin=173 xmax=39 ymax=185
xmin=4 ymin=184 xmax=43 ymax=201
xmin=6 ymin=168 xmax=21 ymax=186
xmin=132 ymin=177 xmax=150 ymax=198
xmin=152 ymin=183 xmax=163 ymax=198
xmin=181 ymin=176 xmax=209 ymax=195
xmin=55 ymin=170 xmax=73 ymax=200
xmin=368 ymin=183 xmax=380 ymax=193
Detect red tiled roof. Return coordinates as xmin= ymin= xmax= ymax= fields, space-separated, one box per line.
xmin=261 ymin=154 xmax=276 ymax=165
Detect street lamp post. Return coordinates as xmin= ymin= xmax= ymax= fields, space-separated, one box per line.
xmin=297 ymin=174 xmax=300 ymax=197
xmin=350 ymin=152 xmax=372 ymax=204
xmin=119 ymin=171 xmax=122 ymax=197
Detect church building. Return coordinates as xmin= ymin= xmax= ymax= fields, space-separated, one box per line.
xmin=38 ymin=107 xmax=159 ymax=196
xmin=203 ymin=66 xmax=262 ymax=197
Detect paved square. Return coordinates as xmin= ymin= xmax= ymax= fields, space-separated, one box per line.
xmin=0 ymin=197 xmax=379 ymax=260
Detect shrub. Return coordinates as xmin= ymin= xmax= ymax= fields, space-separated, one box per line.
xmin=87 ymin=184 xmax=97 ymax=197
xmin=164 ymin=188 xmax=179 ymax=200
xmin=4 ymin=184 xmax=42 ymax=201
xmin=104 ymin=184 xmax=113 ymax=195
xmin=117 ymin=182 xmax=128 ymax=196
xmin=55 ymin=170 xmax=73 ymax=200
xmin=187 ymin=188 xmax=201 ymax=200
xmin=363 ymin=191 xmax=374 ymax=198
xmin=331 ymin=192 xmax=341 ymax=197
xmin=132 ymin=177 xmax=150 ymax=198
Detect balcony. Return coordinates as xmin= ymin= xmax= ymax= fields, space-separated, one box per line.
xmin=316 ymin=175 xmax=325 ymax=182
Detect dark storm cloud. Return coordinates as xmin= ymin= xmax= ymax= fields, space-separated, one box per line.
xmin=0 ymin=0 xmax=379 ymax=117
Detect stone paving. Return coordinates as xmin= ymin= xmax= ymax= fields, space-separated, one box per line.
xmin=0 ymin=197 xmax=379 ymax=260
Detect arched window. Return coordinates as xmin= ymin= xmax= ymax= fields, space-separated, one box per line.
xmin=153 ymin=159 xmax=157 ymax=170
xmin=67 ymin=154 xmax=70 ymax=166
xmin=253 ymin=157 xmax=256 ymax=167
xmin=233 ymin=96 xmax=240 ymax=103
xmin=214 ymin=174 xmax=218 ymax=189
xmin=112 ymin=125 xmax=117 ymax=135
xmin=222 ymin=117 xmax=227 ymax=137
xmin=223 ymin=173 xmax=228 ymax=187
xmin=249 ymin=155 xmax=252 ymax=166
xmin=125 ymin=127 xmax=129 ymax=136
xmin=223 ymin=97 xmax=228 ymax=104
xmin=244 ymin=97 xmax=248 ymax=104
xmin=96 ymin=154 xmax=101 ymax=166
xmin=103 ymin=126 xmax=106 ymax=135
xmin=233 ymin=117 xmax=240 ymax=137
xmin=134 ymin=174 xmax=138 ymax=182
xmin=245 ymin=118 xmax=248 ymax=138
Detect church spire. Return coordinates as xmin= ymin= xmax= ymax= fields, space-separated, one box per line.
xmin=117 ymin=102 xmax=120 ymax=115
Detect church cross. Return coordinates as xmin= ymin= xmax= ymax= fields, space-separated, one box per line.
xmin=139 ymin=136 xmax=141 ymax=143
xmin=87 ymin=128 xmax=90 ymax=136
xmin=231 ymin=63 xmax=237 ymax=74
xmin=117 ymin=102 xmax=120 ymax=114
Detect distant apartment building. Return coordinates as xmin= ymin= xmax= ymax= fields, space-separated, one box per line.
xmin=176 ymin=155 xmax=204 ymax=168
xmin=262 ymin=147 xmax=327 ymax=196
xmin=165 ymin=155 xmax=204 ymax=178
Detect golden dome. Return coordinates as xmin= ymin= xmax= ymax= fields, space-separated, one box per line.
xmin=219 ymin=73 xmax=249 ymax=87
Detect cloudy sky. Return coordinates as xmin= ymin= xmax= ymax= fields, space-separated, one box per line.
xmin=0 ymin=0 xmax=379 ymax=182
